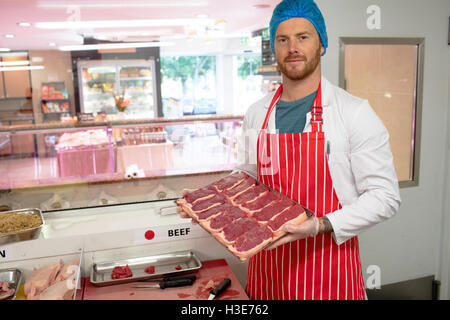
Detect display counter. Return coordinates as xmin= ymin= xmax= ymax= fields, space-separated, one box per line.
xmin=0 ymin=201 xmax=250 ymax=300
xmin=0 ymin=115 xmax=242 ymax=211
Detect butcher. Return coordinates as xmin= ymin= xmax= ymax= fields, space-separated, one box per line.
xmin=179 ymin=0 xmax=401 ymax=300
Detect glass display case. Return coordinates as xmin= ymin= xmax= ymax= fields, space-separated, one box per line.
xmin=77 ymin=59 xmax=158 ymax=118
xmin=0 ymin=116 xmax=243 ymax=212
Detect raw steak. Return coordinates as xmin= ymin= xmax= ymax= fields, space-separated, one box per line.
xmin=223 ymin=176 xmax=256 ymax=197
xmin=177 ymin=172 xmax=310 ymax=261
xmin=220 ymin=217 xmax=260 ymax=244
xmin=268 ymin=204 xmax=306 ymax=234
xmin=252 ymin=197 xmax=294 ymax=222
xmin=241 ymin=191 xmax=280 ymax=211
xmin=232 ymin=226 xmax=272 ymax=253
xmin=233 ymin=184 xmax=268 ymax=205
xmin=196 ymin=202 xmax=232 ymax=220
xmin=191 ymin=193 xmax=227 ymax=212
xmin=213 ymin=172 xmax=248 ymax=191
xmin=184 ymin=186 xmax=217 ymax=204
xmin=206 ymin=206 xmax=247 ymax=232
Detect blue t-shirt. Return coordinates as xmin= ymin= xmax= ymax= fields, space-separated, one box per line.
xmin=275 ymin=90 xmax=317 ymax=134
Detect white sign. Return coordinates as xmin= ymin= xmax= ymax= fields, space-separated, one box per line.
xmin=134 ymin=223 xmax=209 ymax=244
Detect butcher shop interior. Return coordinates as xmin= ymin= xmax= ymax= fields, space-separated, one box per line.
xmin=0 ymin=0 xmax=449 ymax=302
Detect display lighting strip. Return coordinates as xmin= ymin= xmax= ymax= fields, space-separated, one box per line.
xmin=0 ymin=60 xmax=30 ymax=66
xmin=35 ymin=18 xmax=213 ymax=30
xmin=0 ymin=66 xmax=44 ymax=71
xmin=59 ymin=41 xmax=174 ymax=51
xmin=37 ymin=1 xmax=209 ymax=8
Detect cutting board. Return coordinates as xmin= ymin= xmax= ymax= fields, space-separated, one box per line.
xmin=83 ymin=259 xmax=249 ymax=300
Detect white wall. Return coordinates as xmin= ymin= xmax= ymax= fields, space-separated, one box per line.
xmin=316 ymin=0 xmax=450 ymax=296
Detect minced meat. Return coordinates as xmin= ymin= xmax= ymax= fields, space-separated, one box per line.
xmin=0 ymin=213 xmax=42 ymax=234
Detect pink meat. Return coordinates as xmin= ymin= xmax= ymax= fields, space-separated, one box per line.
xmin=32 ymin=279 xmax=75 ymax=300
xmin=252 ymin=198 xmax=294 ymax=222
xmin=196 ymin=202 xmax=232 ymax=220
xmin=25 ymin=263 xmax=62 ymax=299
xmin=232 ymin=226 xmax=272 ymax=252
xmin=222 ymin=176 xmax=256 ymax=197
xmin=0 ymin=282 xmax=14 ymax=300
xmin=222 ymin=217 xmax=260 ymax=243
xmin=233 ymin=184 xmax=269 ymax=205
xmin=213 ymin=172 xmax=248 ymax=191
xmin=242 ymin=191 xmax=280 ymax=211
xmin=209 ymin=206 xmax=247 ymax=231
xmin=191 ymin=193 xmax=227 ymax=212
xmin=184 ymin=186 xmax=217 ymax=204
xmin=54 ymin=259 xmax=80 ymax=283
xmin=268 ymin=204 xmax=305 ymax=232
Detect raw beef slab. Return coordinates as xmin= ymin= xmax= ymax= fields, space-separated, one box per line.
xmin=177 ymin=172 xmax=311 ymax=261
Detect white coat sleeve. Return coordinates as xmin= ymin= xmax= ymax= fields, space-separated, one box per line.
xmin=326 ymin=100 xmax=401 ymax=245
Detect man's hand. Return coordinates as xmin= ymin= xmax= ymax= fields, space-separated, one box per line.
xmin=265 ymin=216 xmax=333 ymax=250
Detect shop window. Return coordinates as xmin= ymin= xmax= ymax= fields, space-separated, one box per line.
xmin=339 ymin=38 xmax=424 ymax=187
xmin=233 ymin=54 xmax=266 ymax=116
xmin=161 ymin=55 xmax=217 ymax=117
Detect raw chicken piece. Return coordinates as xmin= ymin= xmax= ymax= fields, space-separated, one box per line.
xmin=31 ymin=278 xmax=75 ymax=300
xmin=0 ymin=282 xmax=15 ymax=300
xmin=24 ymin=262 xmax=62 ymax=299
xmin=53 ymin=259 xmax=80 ymax=283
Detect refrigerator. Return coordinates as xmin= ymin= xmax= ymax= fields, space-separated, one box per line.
xmin=77 ymin=59 xmax=158 ymax=118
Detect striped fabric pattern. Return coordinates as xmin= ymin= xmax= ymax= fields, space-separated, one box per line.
xmin=247 ymin=83 xmax=366 ymax=300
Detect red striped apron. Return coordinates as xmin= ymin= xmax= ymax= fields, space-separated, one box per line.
xmin=246 ymin=82 xmax=366 ymax=300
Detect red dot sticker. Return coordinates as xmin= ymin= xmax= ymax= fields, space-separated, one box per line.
xmin=144 ymin=230 xmax=155 ymax=240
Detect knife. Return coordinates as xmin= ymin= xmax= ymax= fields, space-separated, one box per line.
xmin=208 ymin=278 xmax=231 ymax=300
xmin=133 ymin=276 xmax=196 ymax=289
xmin=139 ymin=274 xmax=197 ymax=283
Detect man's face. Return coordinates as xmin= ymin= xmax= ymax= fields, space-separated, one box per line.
xmin=274 ymin=18 xmax=324 ymax=81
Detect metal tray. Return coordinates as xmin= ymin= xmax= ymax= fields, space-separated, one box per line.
xmin=0 ymin=268 xmax=23 ymax=300
xmin=0 ymin=208 xmax=44 ymax=246
xmin=90 ymin=250 xmax=202 ymax=287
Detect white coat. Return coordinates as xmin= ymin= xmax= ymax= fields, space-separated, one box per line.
xmin=237 ymin=76 xmax=401 ymax=245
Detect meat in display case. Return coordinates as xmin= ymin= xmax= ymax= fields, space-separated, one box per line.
xmin=77 ymin=59 xmax=158 ymax=118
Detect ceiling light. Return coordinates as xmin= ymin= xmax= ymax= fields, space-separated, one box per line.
xmin=38 ymin=1 xmax=208 ymax=8
xmin=18 ymin=22 xmax=31 ymax=27
xmin=4 ymin=34 xmax=15 ymax=39
xmin=0 ymin=48 xmax=11 ymax=52
xmin=0 ymin=66 xmax=44 ymax=71
xmin=59 ymin=41 xmax=174 ymax=51
xmin=35 ymin=19 xmax=214 ymax=30
xmin=49 ymin=42 xmax=56 ymax=46
xmin=196 ymin=14 xmax=209 ymax=19
xmin=0 ymin=60 xmax=30 ymax=66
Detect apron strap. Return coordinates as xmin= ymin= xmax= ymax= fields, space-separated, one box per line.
xmin=260 ymin=82 xmax=323 ymax=132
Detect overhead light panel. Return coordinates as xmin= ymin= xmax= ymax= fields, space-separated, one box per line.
xmin=18 ymin=22 xmax=32 ymax=27
xmin=0 ymin=66 xmax=44 ymax=71
xmin=4 ymin=34 xmax=15 ymax=38
xmin=59 ymin=41 xmax=174 ymax=51
xmin=35 ymin=19 xmax=213 ymax=30
xmin=0 ymin=48 xmax=11 ymax=52
xmin=37 ymin=1 xmax=208 ymax=8
xmin=0 ymin=60 xmax=30 ymax=66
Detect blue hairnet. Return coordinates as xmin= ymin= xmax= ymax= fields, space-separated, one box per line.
xmin=269 ymin=0 xmax=328 ymax=56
